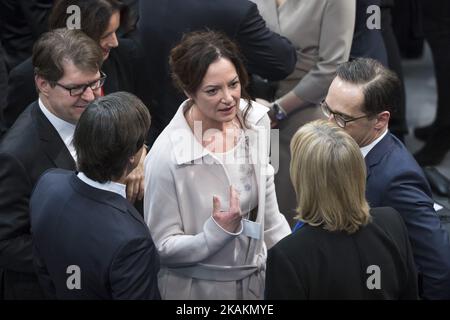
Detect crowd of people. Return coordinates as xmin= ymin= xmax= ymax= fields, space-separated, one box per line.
xmin=0 ymin=0 xmax=449 ymax=300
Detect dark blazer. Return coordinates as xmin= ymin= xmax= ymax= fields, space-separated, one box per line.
xmin=350 ymin=0 xmax=388 ymax=66
xmin=0 ymin=101 xmax=75 ymax=299
xmin=4 ymin=39 xmax=142 ymax=129
xmin=137 ymin=0 xmax=297 ymax=144
xmin=266 ymin=207 xmax=418 ymax=299
xmin=365 ymin=132 xmax=450 ymax=299
xmin=30 ymin=169 xmax=161 ymax=299
xmin=0 ymin=0 xmax=52 ymax=71
xmin=0 ymin=42 xmax=7 ymax=138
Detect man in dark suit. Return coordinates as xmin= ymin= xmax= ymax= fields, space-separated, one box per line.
xmin=138 ymin=0 xmax=297 ymax=145
xmin=30 ymin=92 xmax=160 ymax=299
xmin=0 ymin=29 xmax=105 ymax=299
xmin=323 ymin=58 xmax=450 ymax=299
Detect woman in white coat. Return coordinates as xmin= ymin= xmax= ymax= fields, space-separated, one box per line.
xmin=143 ymin=31 xmax=291 ymax=300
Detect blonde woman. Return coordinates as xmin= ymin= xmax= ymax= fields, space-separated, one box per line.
xmin=265 ymin=120 xmax=418 ymax=299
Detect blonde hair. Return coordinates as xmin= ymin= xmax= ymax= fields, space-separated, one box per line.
xmin=290 ymin=120 xmax=371 ymax=234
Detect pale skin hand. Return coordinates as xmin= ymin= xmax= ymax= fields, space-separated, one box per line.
xmin=212 ymin=186 xmax=242 ymax=233
xmin=125 ymin=147 xmax=147 ymax=203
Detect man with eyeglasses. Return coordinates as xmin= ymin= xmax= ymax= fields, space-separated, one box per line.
xmin=0 ymin=29 xmax=106 ymax=299
xmin=321 ymin=58 xmax=450 ymax=299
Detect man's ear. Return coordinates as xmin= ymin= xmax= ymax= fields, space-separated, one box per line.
xmin=375 ymin=111 xmax=390 ymax=130
xmin=35 ymin=75 xmax=51 ymax=97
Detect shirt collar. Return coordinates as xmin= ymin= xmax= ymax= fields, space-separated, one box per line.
xmin=77 ymin=172 xmax=127 ymax=199
xmin=360 ymin=129 xmax=388 ymax=158
xmin=38 ymin=98 xmax=76 ymax=159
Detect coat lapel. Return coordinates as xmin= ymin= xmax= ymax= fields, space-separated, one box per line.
xmin=33 ymin=103 xmax=76 ymax=170
xmin=364 ymin=133 xmax=394 ymax=180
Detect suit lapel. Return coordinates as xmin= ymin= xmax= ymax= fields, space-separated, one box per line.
xmin=364 ymin=133 xmax=394 ymax=180
xmin=33 ymin=103 xmax=76 ymax=170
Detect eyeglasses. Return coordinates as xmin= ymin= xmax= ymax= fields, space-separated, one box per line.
xmin=320 ymin=100 xmax=369 ymax=128
xmin=53 ymin=71 xmax=107 ymax=96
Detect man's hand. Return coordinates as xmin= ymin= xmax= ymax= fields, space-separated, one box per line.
xmin=125 ymin=147 xmax=147 ymax=203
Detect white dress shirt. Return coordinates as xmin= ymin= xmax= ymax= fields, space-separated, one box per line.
xmin=360 ymin=129 xmax=388 ymax=158
xmin=77 ymin=172 xmax=126 ymax=199
xmin=38 ymin=98 xmax=77 ymax=161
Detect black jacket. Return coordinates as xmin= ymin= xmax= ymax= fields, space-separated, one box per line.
xmin=0 ymin=101 xmax=75 ymax=299
xmin=30 ymin=169 xmax=160 ymax=299
xmin=265 ymin=207 xmax=418 ymax=299
xmin=0 ymin=0 xmax=52 ymax=71
xmin=137 ymin=0 xmax=297 ymax=144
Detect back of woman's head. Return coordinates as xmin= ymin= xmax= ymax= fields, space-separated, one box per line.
xmin=49 ymin=0 xmax=127 ymax=42
xmin=290 ymin=120 xmax=370 ymax=233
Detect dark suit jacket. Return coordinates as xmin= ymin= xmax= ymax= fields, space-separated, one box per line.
xmin=30 ymin=169 xmax=161 ymax=299
xmin=0 ymin=101 xmax=75 ymax=299
xmin=365 ymin=132 xmax=450 ymax=299
xmin=0 ymin=42 xmax=7 ymax=138
xmin=4 ymin=38 xmax=143 ymax=129
xmin=137 ymin=0 xmax=297 ymax=144
xmin=0 ymin=0 xmax=52 ymax=71
xmin=266 ymin=207 xmax=418 ymax=299
xmin=350 ymin=0 xmax=388 ymax=66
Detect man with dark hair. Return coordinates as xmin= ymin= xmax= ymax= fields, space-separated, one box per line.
xmin=138 ymin=0 xmax=297 ymax=145
xmin=322 ymin=58 xmax=450 ymax=299
xmin=0 ymin=28 xmax=105 ymax=299
xmin=30 ymin=92 xmax=160 ymax=300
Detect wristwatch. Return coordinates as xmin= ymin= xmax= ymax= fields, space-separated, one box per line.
xmin=271 ymin=102 xmax=288 ymax=121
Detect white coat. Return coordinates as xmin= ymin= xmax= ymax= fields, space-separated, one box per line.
xmin=144 ymin=99 xmax=290 ymax=300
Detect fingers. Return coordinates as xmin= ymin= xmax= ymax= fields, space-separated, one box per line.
xmin=126 ymin=180 xmax=136 ymax=203
xmin=229 ymin=186 xmax=240 ymax=212
xmin=214 ymin=187 xmax=240 ymax=214
xmin=213 ymin=196 xmax=221 ymax=213
xmin=137 ymin=176 xmax=145 ymax=201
